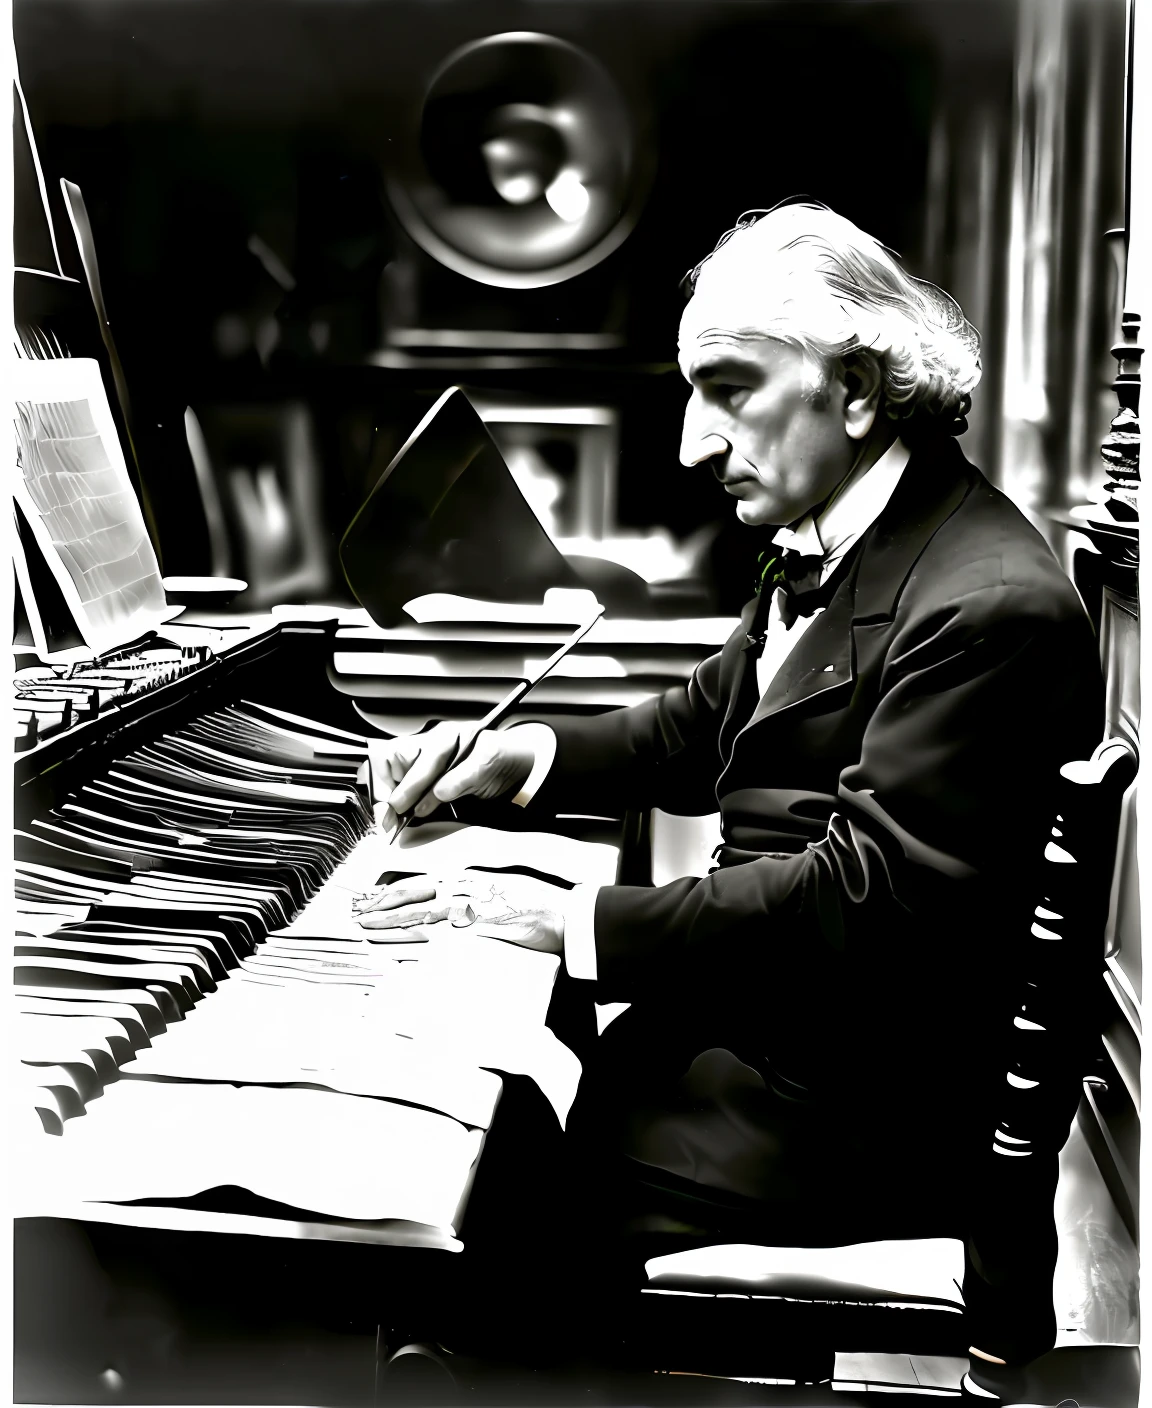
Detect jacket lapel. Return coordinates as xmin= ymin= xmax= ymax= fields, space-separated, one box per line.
xmin=722 ymin=439 xmax=976 ymax=754
xmin=717 ymin=592 xmax=771 ymax=755
xmin=742 ymin=582 xmax=857 ymax=732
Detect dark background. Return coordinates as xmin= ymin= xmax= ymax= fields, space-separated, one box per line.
xmin=13 ymin=0 xmax=1128 ymax=613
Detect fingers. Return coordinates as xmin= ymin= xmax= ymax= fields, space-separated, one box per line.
xmin=361 ymin=923 xmax=432 ymax=942
xmin=412 ymin=789 xmax=444 ymax=820
xmin=387 ymin=725 xmax=463 ymax=818
xmin=350 ymin=880 xmax=562 ymax=954
xmin=357 ymin=902 xmax=472 ymax=938
xmin=435 ymin=730 xmax=520 ymax=803
xmin=352 ymin=873 xmax=515 ymax=951
xmin=369 ymin=723 xmax=538 ymax=825
xmin=352 ymin=880 xmax=438 ymax=916
xmin=351 ymin=876 xmax=481 ymax=913
xmin=366 ymin=737 xmax=407 ymax=805
xmin=434 ymin=752 xmax=491 ymax=804
xmin=386 ymin=738 xmax=422 ymax=789
xmin=356 ymin=902 xmax=453 ymax=929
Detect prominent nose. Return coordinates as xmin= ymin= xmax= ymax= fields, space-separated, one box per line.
xmin=679 ymin=391 xmax=730 ymax=467
xmin=680 ymin=430 xmax=730 ymax=467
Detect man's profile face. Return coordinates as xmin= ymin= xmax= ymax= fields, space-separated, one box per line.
xmin=677 ymin=256 xmax=861 ymax=528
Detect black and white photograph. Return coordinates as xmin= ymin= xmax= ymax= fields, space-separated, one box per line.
xmin=7 ymin=0 xmax=1146 ymax=1403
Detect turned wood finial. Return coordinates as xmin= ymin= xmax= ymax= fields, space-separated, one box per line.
xmin=1100 ymin=308 xmax=1143 ymax=522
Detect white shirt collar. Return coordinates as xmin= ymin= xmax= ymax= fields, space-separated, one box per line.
xmin=771 ymin=437 xmax=911 ymax=578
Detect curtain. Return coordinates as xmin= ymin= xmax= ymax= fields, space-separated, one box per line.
xmin=920 ymin=0 xmax=1127 ymax=535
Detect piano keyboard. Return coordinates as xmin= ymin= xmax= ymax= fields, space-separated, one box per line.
xmin=14 ymin=642 xmax=214 ymax=749
xmin=14 ymin=698 xmax=372 ymax=1135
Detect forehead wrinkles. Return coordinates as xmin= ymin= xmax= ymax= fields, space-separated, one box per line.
xmin=681 ymin=326 xmax=771 ymax=349
xmin=682 ymin=242 xmax=850 ymax=347
xmin=677 ymin=327 xmax=773 ymax=380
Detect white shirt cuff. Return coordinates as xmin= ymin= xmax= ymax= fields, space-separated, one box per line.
xmin=562 ymin=883 xmax=600 ymax=981
xmin=507 ymin=723 xmax=558 ymax=807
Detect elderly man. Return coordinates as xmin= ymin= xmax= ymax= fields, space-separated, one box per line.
xmin=356 ymin=202 xmax=1102 ymax=1386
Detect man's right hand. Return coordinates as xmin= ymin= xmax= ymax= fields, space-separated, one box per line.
xmin=367 ymin=723 xmax=538 ymax=835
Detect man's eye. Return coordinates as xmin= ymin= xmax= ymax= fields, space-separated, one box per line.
xmin=712 ymin=383 xmax=748 ymax=404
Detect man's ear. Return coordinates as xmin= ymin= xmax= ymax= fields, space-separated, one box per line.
xmin=842 ymin=352 xmax=884 ymax=440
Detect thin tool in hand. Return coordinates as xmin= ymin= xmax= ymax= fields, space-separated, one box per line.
xmin=389 ymin=603 xmax=607 ymax=841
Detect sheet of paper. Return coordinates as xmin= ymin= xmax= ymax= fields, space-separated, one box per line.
xmin=15 ymin=1079 xmax=484 ymax=1230
xmin=256 ymin=824 xmax=607 ymax=1124
xmin=286 ymin=822 xmax=618 ymax=917
xmin=224 ymin=932 xmax=578 ymax=1120
xmin=265 ymin=902 xmax=560 ymax=1038
xmin=12 ymin=357 xmax=169 ymax=657
xmin=14 ymin=818 xmax=598 ymax=1154
xmin=121 ymin=994 xmax=503 ymax=1129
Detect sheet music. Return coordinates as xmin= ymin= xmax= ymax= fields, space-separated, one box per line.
xmin=12 ymin=357 xmax=174 ymax=657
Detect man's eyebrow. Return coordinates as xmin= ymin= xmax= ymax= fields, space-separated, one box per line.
xmin=682 ymin=353 xmax=763 ymax=384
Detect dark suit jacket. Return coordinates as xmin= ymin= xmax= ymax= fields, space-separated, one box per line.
xmin=531 ymin=437 xmax=1103 ymax=1221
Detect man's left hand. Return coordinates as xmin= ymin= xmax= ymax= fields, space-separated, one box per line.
xmin=352 ymin=873 xmax=566 ymax=954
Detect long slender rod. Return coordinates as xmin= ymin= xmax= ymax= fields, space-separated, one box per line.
xmin=389 ymin=603 xmax=606 ymax=839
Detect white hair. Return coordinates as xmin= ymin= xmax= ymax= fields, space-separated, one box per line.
xmin=682 ymin=200 xmax=982 ymax=436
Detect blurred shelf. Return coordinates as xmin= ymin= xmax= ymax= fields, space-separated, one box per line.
xmin=386 ymin=329 xmax=625 ymax=352
xmin=329 ymin=667 xmax=672 ymax=711
xmin=367 ymin=349 xmax=678 ymax=376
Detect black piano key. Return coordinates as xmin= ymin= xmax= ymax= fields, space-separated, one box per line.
xmin=15 ymin=689 xmax=378 ymax=1137
xmin=15 ymin=959 xmax=201 ymax=1012
xmin=61 ymin=921 xmax=239 ymax=975
xmin=89 ymin=906 xmax=257 ymax=958
xmin=15 ymin=831 xmax=135 ymax=881
xmin=16 ymin=940 xmax=217 ymax=993
xmin=42 ymin=815 xmax=306 ymax=913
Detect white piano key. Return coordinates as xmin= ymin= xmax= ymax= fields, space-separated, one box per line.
xmin=15 ymin=1014 xmax=127 ymax=1066
xmin=22 ymin=1054 xmax=103 ymax=1103
xmin=18 ymin=1064 xmax=87 ymax=1121
xmin=16 ymin=983 xmax=170 ymax=1034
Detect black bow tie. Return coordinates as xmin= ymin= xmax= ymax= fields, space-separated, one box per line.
xmin=745 ymin=549 xmax=828 ymax=650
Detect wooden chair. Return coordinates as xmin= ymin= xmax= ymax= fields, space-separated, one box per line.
xmin=620 ymin=737 xmax=1136 ymax=1394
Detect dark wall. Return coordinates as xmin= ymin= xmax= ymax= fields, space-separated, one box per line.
xmin=14 ymin=0 xmax=1025 ymax=606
